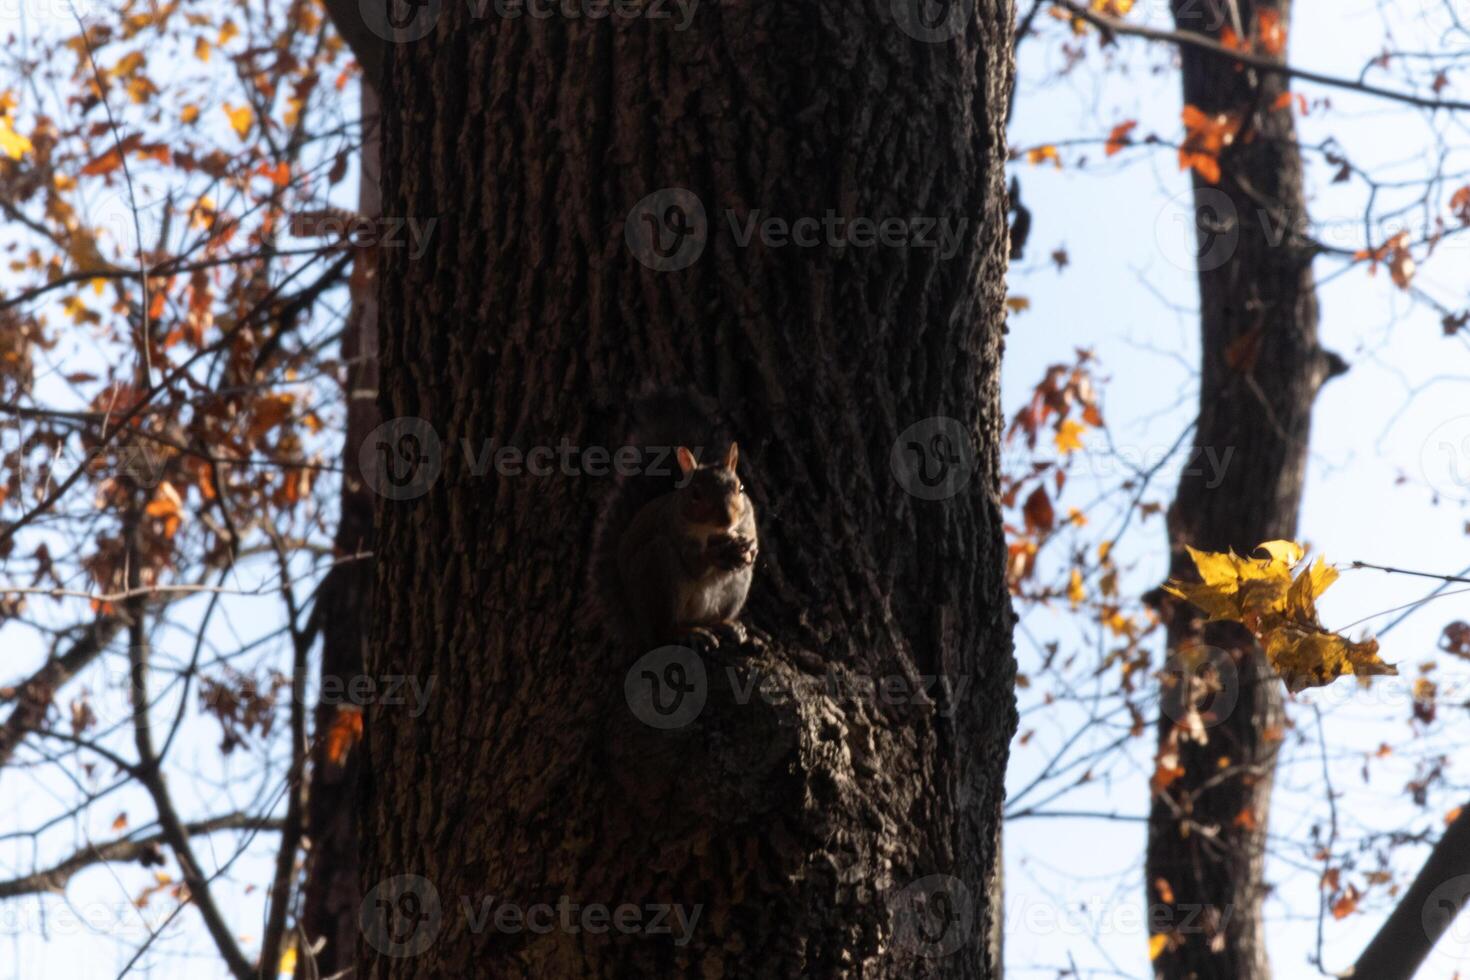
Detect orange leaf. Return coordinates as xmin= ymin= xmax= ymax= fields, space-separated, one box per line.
xmin=324 ymin=706 xmax=363 ymax=765
xmin=257 ymin=161 xmax=290 ymax=188
xmin=1450 ymin=186 xmax=1470 ymax=226
xmin=1331 ymin=885 xmax=1361 ymax=920
xmin=81 ymin=149 xmax=124 ymax=177
xmin=1178 ymin=106 xmax=1241 ymax=184
xmin=1105 ymin=120 xmax=1137 ymax=157
xmin=1026 ymin=144 xmax=1061 ymax=168
xmin=1256 ymin=9 xmax=1287 ymax=56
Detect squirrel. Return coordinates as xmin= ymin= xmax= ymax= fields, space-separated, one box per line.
xmin=589 ymin=389 xmax=759 ymax=652
xmin=618 ymin=442 xmax=758 ymax=649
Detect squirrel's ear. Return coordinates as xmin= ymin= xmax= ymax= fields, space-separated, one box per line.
xmin=724 ymin=441 xmax=739 ymax=472
xmin=676 ymin=446 xmax=698 ymax=477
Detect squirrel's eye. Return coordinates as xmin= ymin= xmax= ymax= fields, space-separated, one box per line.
xmin=737 ymin=485 xmax=745 ymax=494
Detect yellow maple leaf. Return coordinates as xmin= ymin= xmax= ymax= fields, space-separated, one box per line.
xmin=1264 ymin=629 xmax=1392 ymax=694
xmin=1054 ymin=419 xmax=1085 ymax=454
xmin=1165 ymin=541 xmax=1396 ymax=691
xmin=1067 ymin=568 xmax=1086 ymax=609
xmin=223 ymin=103 xmax=253 ymax=139
xmin=0 ymin=116 xmax=32 ymax=159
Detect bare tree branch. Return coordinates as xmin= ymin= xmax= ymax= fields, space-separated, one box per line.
xmin=0 ymin=616 xmax=122 ymax=773
xmin=1054 ymin=0 xmax=1470 ymax=112
xmin=124 ymin=533 xmax=253 ymax=980
xmin=0 ymin=814 xmax=283 ymax=899
xmin=1348 ymin=808 xmax=1470 ymax=979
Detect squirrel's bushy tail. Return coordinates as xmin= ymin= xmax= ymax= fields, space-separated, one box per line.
xmin=586 ymin=386 xmax=730 ymax=648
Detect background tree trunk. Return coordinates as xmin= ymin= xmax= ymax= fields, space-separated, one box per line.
xmin=1147 ymin=2 xmax=1341 ymax=977
xmin=301 ymin=83 xmax=381 ymax=974
xmin=359 ymin=3 xmax=1018 ymax=977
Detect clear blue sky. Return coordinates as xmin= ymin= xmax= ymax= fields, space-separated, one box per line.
xmin=1004 ymin=0 xmax=1470 ymax=976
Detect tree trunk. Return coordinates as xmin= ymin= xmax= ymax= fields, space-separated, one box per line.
xmin=301 ymin=82 xmax=381 ymax=977
xmin=359 ymin=4 xmax=1018 ymax=977
xmin=1147 ymin=2 xmax=1340 ymax=977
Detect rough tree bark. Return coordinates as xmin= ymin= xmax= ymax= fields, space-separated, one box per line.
xmin=1146 ymin=1 xmax=1343 ymax=977
xmin=358 ymin=2 xmax=1018 ymax=977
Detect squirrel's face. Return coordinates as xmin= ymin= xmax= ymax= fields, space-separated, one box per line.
xmin=683 ymin=466 xmax=746 ymax=530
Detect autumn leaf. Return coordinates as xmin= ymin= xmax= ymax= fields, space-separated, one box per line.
xmin=1256 ymin=9 xmax=1287 ymax=56
xmin=1356 ymin=231 xmax=1415 ymax=289
xmin=1219 ymin=25 xmax=1247 ymax=52
xmin=1105 ymin=120 xmax=1137 ymax=157
xmin=1054 ymin=418 xmax=1085 ymax=455
xmin=1148 ymin=933 xmax=1168 ymax=960
xmin=1331 ymin=884 xmax=1361 ymax=920
xmin=257 ymin=161 xmax=291 ymax=187
xmin=1179 ymin=106 xmax=1242 ymax=184
xmin=81 ymin=148 xmax=125 ymax=176
xmin=0 ymin=112 xmax=31 ymax=160
xmin=223 ymin=103 xmax=253 ymax=139
xmin=1022 ymin=486 xmax=1055 ymax=535
xmin=324 ymin=705 xmax=363 ymax=764
xmin=1026 ymin=144 xmax=1061 ymax=168
xmin=1164 ymin=541 xmax=1396 ymax=692
xmin=1067 ymin=567 xmax=1086 ymax=609
xmin=1451 ymin=186 xmax=1470 ymax=226
xmin=144 ymin=481 xmax=185 ymax=538
xmin=248 ymin=392 xmax=296 ymax=441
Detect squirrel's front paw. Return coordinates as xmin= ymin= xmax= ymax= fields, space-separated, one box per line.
xmin=708 ymin=533 xmax=757 ymax=571
xmin=683 ymin=620 xmax=749 ymax=653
